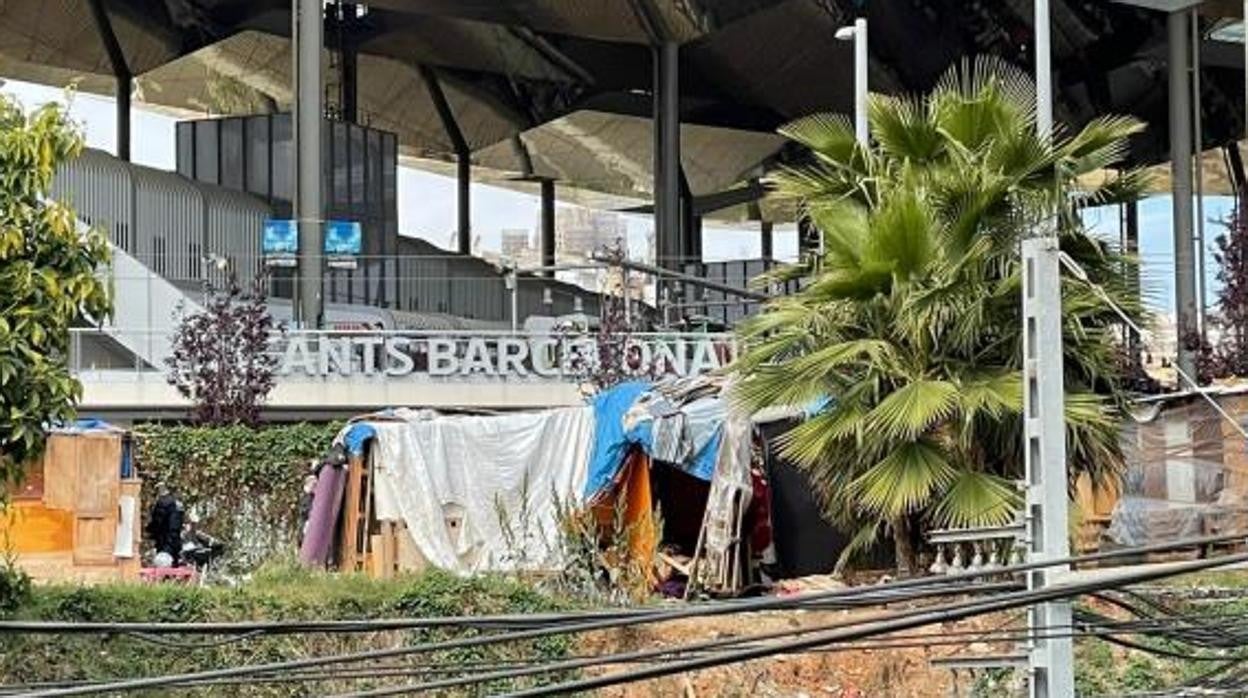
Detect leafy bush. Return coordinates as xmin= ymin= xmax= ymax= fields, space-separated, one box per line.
xmin=133 ymin=422 xmax=341 ymax=571
xmin=0 ymin=558 xmax=30 ymax=616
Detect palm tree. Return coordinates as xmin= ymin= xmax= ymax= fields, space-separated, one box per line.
xmin=734 ymin=56 xmax=1148 ymax=574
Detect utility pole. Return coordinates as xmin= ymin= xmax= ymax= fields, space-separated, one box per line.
xmin=1026 ymin=2 xmax=1074 ymax=696
xmin=1022 ymin=238 xmax=1075 ymax=698
xmin=293 ymin=0 xmax=324 ymax=328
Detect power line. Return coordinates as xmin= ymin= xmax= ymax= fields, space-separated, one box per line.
xmin=497 ymin=552 xmax=1248 ymax=697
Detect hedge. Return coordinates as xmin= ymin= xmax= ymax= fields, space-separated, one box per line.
xmin=133 ymin=422 xmax=342 ymax=571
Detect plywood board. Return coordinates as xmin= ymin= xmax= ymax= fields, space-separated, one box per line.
xmin=73 ymin=516 xmax=118 ymax=566
xmin=0 ymin=503 xmax=73 ymax=553
xmin=14 ymin=461 xmax=45 ymax=501
xmin=395 ymin=523 xmax=427 ymax=573
xmin=76 ymin=436 xmax=120 ymax=514
xmin=41 ymin=435 xmax=77 ymax=510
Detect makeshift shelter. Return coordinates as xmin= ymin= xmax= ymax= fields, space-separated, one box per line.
xmin=300 ymin=378 xmax=834 ymax=594
xmin=1096 ymin=387 xmax=1248 ymax=552
xmin=1 ymin=420 xmax=141 ymax=583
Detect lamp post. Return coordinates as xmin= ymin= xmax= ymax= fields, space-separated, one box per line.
xmin=835 ymin=18 xmax=868 ymax=146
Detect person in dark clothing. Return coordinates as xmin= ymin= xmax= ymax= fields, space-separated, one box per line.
xmin=146 ymin=485 xmax=185 ymax=566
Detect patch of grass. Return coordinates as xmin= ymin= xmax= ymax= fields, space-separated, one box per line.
xmin=0 ymin=565 xmax=576 ymax=696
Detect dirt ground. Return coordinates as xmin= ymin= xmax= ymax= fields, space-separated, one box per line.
xmin=580 ymin=601 xmax=1018 ymax=698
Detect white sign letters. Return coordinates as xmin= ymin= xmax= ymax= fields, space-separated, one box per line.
xmin=277 ymin=334 xmax=732 ymax=380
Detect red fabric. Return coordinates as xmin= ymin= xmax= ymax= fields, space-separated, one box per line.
xmin=748 ymin=465 xmax=773 ymax=553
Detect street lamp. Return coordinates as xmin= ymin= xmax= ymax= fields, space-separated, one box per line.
xmin=835 ymin=18 xmax=868 ymax=146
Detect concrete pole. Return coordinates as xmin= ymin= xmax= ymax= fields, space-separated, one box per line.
xmin=854 ymin=18 xmax=868 ymax=146
xmin=1026 ymin=5 xmax=1073 ymax=698
xmin=1022 ymin=238 xmax=1075 ymax=698
xmin=1192 ymin=13 xmax=1207 ymax=343
xmin=1170 ymin=10 xmax=1198 ymax=379
xmin=293 ymin=0 xmax=324 ymax=329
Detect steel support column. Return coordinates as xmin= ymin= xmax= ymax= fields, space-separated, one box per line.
xmin=294 ymin=0 xmax=324 ymax=328
xmin=655 ymin=40 xmax=680 ymax=272
xmin=679 ymin=166 xmax=696 ymax=263
xmin=457 ymin=154 xmax=471 ymax=254
xmin=86 ymin=0 xmax=131 ymax=161
xmin=420 ymin=65 xmax=472 ymax=256
xmin=116 ymin=74 xmax=131 ymax=162
xmin=761 ymin=220 xmax=774 ymax=261
xmin=1125 ymin=200 xmax=1141 ymax=366
xmin=540 ymin=178 xmax=556 ymax=275
xmin=1022 ymin=237 xmax=1074 ymax=698
xmin=341 ymin=43 xmax=358 ymax=123
xmin=1169 ymin=10 xmax=1199 ymax=380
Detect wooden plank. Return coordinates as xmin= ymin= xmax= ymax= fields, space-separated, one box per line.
xmin=14 ymin=460 xmax=45 ymax=501
xmin=76 ymin=435 xmax=121 ymax=514
xmin=339 ymin=456 xmax=366 ymax=572
xmin=380 ymin=522 xmax=395 ymax=579
xmin=73 ymin=516 xmax=118 ymax=566
xmin=41 ymin=434 xmax=77 ymax=510
xmin=368 ymin=535 xmax=387 ymax=579
xmin=394 ymin=523 xmax=427 ymax=573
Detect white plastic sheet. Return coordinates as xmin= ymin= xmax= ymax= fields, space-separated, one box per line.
xmin=368 ymin=407 xmax=594 ymax=573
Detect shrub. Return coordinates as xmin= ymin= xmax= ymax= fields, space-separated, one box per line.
xmin=133 ymin=422 xmax=341 ymax=571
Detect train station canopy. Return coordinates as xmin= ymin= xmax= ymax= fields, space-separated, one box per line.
xmin=2 ymin=0 xmax=1248 ymax=216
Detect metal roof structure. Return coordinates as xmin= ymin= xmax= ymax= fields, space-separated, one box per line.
xmin=3 ymin=0 xmax=1248 ymax=213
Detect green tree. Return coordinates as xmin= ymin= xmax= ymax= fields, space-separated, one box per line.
xmin=0 ymin=93 xmax=111 ymax=483
xmin=734 ymin=57 xmax=1147 ymax=573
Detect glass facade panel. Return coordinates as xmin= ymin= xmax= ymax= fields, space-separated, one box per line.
xmin=332 ymin=121 xmax=348 ymax=206
xmin=194 ymin=120 xmax=219 ymax=184
xmin=176 ymin=123 xmax=194 ymax=179
xmin=271 ymin=114 xmax=292 ymax=202
xmin=349 ymin=124 xmax=365 ymax=211
xmin=220 ymin=119 xmax=244 ymax=190
xmin=245 ymin=116 xmax=270 ymax=198
xmin=367 ymin=130 xmax=382 ymax=216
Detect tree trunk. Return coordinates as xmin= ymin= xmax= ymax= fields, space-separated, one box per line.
xmin=892 ymin=515 xmax=918 ymax=577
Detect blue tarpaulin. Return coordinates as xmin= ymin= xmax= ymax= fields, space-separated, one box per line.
xmin=343 ymin=423 xmax=377 ymax=456
xmin=584 ymin=382 xmax=651 ymax=500
xmin=583 ymin=382 xmax=727 ymax=501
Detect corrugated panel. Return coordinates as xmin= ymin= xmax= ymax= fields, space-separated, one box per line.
xmin=133 ymin=167 xmax=204 ymax=283
xmin=52 ymin=149 xmax=134 ymax=252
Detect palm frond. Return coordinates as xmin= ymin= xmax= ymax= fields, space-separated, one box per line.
xmin=866 ymin=378 xmax=960 ymax=442
xmin=868 ymin=93 xmax=943 ymax=162
xmin=850 ymin=439 xmax=957 ymax=518
xmin=932 ymin=470 xmax=1020 ymax=528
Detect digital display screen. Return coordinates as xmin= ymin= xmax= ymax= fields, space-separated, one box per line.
xmin=262 ymin=219 xmax=298 ymax=256
xmin=325 ymin=220 xmax=362 ymax=256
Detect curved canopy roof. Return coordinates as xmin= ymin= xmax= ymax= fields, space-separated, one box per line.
xmin=3 ymin=0 xmax=1246 ymax=217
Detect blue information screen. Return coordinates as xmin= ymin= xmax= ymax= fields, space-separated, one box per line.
xmin=325 ymin=220 xmax=363 ymax=256
xmin=262 ymin=219 xmax=298 ymax=256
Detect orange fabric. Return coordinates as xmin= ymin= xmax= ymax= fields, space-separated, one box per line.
xmin=590 ymin=450 xmax=657 ymax=581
